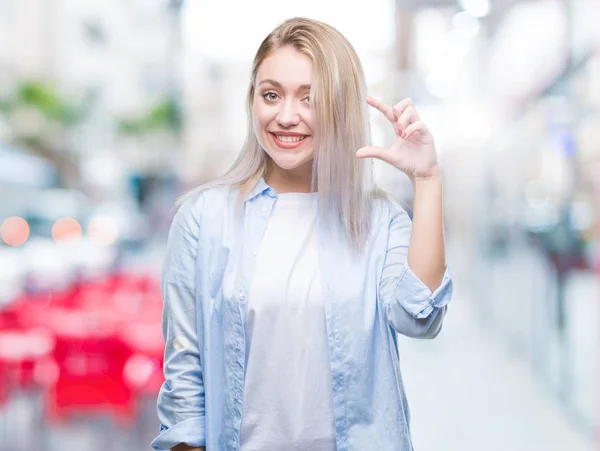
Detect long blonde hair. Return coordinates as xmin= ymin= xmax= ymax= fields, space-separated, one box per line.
xmin=177 ymin=17 xmax=377 ymax=251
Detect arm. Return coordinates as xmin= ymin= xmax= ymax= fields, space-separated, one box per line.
xmin=378 ymin=177 xmax=453 ymax=339
xmin=358 ymin=96 xmax=453 ymax=338
xmin=408 ymin=171 xmax=446 ymax=291
xmin=151 ymin=197 xmax=207 ymax=451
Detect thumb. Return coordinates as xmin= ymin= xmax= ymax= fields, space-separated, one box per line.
xmin=356 ymin=145 xmax=392 ymax=163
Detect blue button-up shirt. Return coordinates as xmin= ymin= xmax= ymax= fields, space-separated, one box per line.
xmin=151 ymin=178 xmax=453 ymax=451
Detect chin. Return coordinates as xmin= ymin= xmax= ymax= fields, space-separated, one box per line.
xmin=269 ymin=152 xmax=313 ymax=171
xmin=262 ymin=138 xmax=314 ymax=172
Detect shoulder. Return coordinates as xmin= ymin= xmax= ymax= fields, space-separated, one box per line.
xmin=172 ymin=185 xmax=239 ymax=228
xmin=370 ymin=188 xmax=412 ymax=223
xmin=367 ymin=190 xmax=413 ymax=244
xmin=178 ymin=185 xmax=239 ymax=214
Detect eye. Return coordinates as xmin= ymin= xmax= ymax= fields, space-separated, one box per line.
xmin=302 ymin=95 xmax=310 ymax=104
xmin=262 ymin=91 xmax=279 ymax=102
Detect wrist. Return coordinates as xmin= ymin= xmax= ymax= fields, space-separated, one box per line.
xmin=412 ymin=167 xmax=442 ymax=186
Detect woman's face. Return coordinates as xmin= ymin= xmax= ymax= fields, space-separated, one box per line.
xmin=253 ymin=46 xmax=315 ymax=175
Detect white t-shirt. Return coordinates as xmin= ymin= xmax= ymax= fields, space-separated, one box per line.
xmin=239 ymin=192 xmax=337 ymax=451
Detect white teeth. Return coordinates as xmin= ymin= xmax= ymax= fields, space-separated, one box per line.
xmin=276 ymin=135 xmax=306 ymax=143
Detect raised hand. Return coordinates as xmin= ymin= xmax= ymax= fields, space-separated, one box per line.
xmin=356 ymin=97 xmax=440 ymax=181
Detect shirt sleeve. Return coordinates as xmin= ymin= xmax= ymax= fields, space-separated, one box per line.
xmin=378 ymin=200 xmax=453 ymax=339
xmin=151 ymin=195 xmax=207 ymax=451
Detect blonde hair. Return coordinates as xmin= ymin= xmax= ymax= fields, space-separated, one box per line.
xmin=177 ymin=17 xmax=377 ymax=252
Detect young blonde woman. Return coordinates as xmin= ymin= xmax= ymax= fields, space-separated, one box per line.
xmin=152 ymin=17 xmax=453 ymax=451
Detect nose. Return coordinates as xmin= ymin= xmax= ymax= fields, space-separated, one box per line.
xmin=276 ymin=99 xmax=301 ymax=128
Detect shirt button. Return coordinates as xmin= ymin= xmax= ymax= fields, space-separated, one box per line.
xmin=235 ymin=341 xmax=242 ymax=350
xmin=234 ymin=392 xmax=240 ymax=399
xmin=239 ymin=291 xmax=246 ymax=301
xmin=231 ymin=440 xmax=237 ymax=448
xmin=261 ymin=205 xmax=269 ymax=214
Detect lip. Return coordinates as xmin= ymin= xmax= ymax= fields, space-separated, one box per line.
xmin=269 ymin=132 xmax=310 ymax=150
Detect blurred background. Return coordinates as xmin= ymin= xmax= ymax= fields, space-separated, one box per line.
xmin=0 ymin=0 xmax=598 ymax=450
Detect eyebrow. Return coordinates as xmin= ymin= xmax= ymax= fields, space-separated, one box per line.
xmin=258 ymin=79 xmax=311 ymax=91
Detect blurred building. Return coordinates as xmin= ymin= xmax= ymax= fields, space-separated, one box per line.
xmin=179 ymin=57 xmax=250 ymax=185
xmin=0 ymin=0 xmax=183 ymax=196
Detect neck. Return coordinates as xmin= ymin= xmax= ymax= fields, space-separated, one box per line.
xmin=265 ymin=159 xmax=313 ymax=193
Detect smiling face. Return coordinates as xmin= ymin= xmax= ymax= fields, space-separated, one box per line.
xmin=253 ymin=46 xmax=315 ymax=188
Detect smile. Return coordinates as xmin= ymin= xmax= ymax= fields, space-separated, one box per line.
xmin=273 ymin=134 xmax=307 ymax=143
xmin=269 ymin=133 xmax=309 ymax=149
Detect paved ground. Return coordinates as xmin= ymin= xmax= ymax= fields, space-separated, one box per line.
xmin=398 ymin=243 xmax=596 ymax=451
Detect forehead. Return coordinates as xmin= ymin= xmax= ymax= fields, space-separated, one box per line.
xmin=256 ymin=46 xmax=313 ymax=88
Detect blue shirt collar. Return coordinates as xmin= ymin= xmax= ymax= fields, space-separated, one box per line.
xmin=244 ymin=177 xmax=277 ymax=203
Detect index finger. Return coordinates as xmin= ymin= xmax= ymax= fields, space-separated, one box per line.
xmin=366 ymin=96 xmax=396 ymax=124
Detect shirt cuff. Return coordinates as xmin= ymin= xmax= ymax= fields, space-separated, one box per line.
xmin=391 ymin=264 xmax=453 ymax=319
xmin=151 ymin=417 xmax=206 ymax=450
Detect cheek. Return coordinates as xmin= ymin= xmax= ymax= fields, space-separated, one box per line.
xmin=303 ymin=111 xmax=315 ymax=134
xmin=253 ymin=103 xmax=274 ymax=129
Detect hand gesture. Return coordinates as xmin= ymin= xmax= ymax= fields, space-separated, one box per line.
xmin=357 ymin=97 xmax=440 ymax=181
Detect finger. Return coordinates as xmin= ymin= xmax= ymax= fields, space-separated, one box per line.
xmin=366 ymin=97 xmax=395 ymax=124
xmin=392 ymin=98 xmax=415 ymax=121
xmin=396 ymin=106 xmax=418 ymax=134
xmin=393 ymin=122 xmax=403 ymax=137
xmin=356 ymin=145 xmax=395 ymax=165
xmin=402 ymin=120 xmax=427 ymax=139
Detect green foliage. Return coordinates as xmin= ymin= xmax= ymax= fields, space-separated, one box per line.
xmin=118 ymin=97 xmax=180 ymax=134
xmin=0 ymin=80 xmax=87 ymax=126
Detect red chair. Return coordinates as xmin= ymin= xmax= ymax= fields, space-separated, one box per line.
xmin=44 ymin=308 xmax=135 ymax=426
xmin=0 ymin=327 xmax=56 ymax=393
xmin=2 ymin=270 xmax=164 ymax=428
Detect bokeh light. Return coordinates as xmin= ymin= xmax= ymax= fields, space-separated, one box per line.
xmin=51 ymin=218 xmax=82 ymax=243
xmin=1 ymin=216 xmax=30 ymax=246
